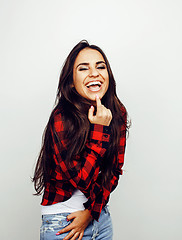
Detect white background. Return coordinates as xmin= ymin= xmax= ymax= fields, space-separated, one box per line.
xmin=0 ymin=0 xmax=182 ymax=239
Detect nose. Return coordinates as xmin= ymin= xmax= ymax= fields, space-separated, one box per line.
xmin=89 ymin=67 xmax=99 ymax=77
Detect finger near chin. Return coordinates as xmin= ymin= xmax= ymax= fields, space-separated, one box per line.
xmin=96 ymin=95 xmax=102 ymax=107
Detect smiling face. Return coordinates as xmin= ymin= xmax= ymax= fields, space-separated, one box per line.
xmin=73 ymin=48 xmax=109 ymax=101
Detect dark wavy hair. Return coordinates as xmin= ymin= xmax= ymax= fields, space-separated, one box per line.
xmin=32 ymin=40 xmax=130 ymax=195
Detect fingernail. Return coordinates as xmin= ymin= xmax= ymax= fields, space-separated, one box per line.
xmin=91 ymin=105 xmax=94 ymax=109
xmin=66 ymin=218 xmax=69 ymax=222
xmin=56 ymin=233 xmax=60 ymax=235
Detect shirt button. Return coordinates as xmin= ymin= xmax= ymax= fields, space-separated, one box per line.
xmin=104 ymin=135 xmax=108 ymax=138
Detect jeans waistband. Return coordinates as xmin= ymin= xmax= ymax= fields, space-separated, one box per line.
xmin=42 ymin=205 xmax=110 ymax=221
xmin=103 ymin=205 xmax=110 ymax=214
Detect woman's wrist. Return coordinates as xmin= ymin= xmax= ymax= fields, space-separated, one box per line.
xmin=84 ymin=209 xmax=92 ymax=222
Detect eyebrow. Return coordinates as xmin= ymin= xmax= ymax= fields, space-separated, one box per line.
xmin=76 ymin=61 xmax=106 ymax=69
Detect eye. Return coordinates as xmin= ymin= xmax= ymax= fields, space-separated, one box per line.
xmin=97 ymin=65 xmax=106 ymax=69
xmin=79 ymin=67 xmax=88 ymax=71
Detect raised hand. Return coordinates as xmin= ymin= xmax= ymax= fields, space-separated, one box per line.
xmin=88 ymin=95 xmax=112 ymax=126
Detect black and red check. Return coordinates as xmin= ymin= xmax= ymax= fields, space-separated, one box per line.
xmin=41 ymin=109 xmax=126 ymax=221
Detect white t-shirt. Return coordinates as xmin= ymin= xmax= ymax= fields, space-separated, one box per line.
xmin=41 ymin=189 xmax=88 ymax=215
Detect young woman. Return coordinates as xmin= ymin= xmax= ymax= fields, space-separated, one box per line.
xmin=33 ymin=40 xmax=129 ymax=240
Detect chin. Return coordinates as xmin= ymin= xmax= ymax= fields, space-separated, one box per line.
xmin=93 ymin=92 xmax=104 ymax=99
xmin=88 ymin=96 xmax=101 ymax=102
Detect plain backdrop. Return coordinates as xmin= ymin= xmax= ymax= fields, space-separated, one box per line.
xmin=0 ymin=0 xmax=182 ymax=239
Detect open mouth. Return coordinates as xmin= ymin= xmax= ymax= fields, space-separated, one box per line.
xmin=85 ymin=81 xmax=102 ymax=92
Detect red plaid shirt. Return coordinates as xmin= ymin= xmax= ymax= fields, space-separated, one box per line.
xmin=41 ymin=108 xmax=127 ymax=221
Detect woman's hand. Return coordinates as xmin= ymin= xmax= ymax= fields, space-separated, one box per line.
xmin=56 ymin=209 xmax=92 ymax=240
xmin=88 ymin=95 xmax=112 ymax=126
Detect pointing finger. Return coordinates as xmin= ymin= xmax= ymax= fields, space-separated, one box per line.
xmin=95 ymin=95 xmax=102 ymax=108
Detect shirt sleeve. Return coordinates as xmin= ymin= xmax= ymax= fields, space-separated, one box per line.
xmin=83 ymin=108 xmax=127 ymax=221
xmin=51 ymin=113 xmax=111 ymax=193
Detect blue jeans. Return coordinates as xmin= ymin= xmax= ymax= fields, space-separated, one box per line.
xmin=40 ymin=205 xmax=113 ymax=240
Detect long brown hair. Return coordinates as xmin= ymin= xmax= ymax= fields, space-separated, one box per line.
xmin=32 ymin=40 xmax=130 ymax=195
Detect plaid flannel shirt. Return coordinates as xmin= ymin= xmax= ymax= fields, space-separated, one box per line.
xmin=41 ymin=108 xmax=126 ymax=221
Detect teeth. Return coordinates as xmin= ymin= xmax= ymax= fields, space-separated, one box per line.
xmin=86 ymin=81 xmax=102 ymax=87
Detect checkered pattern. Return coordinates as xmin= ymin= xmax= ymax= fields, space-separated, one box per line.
xmin=41 ymin=109 xmax=126 ymax=221
xmin=83 ymin=113 xmax=127 ymax=220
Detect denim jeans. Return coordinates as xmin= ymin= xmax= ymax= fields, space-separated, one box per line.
xmin=40 ymin=205 xmax=113 ymax=240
